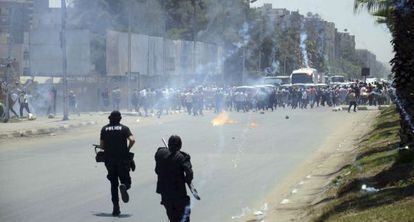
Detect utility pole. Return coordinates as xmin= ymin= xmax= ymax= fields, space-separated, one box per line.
xmin=4 ymin=63 xmax=11 ymax=122
xmin=61 ymin=0 xmax=69 ymax=120
xmin=192 ymin=0 xmax=197 ymax=81
xmin=127 ymin=3 xmax=132 ymax=111
xmin=242 ymin=46 xmax=246 ymax=84
xmin=4 ymin=6 xmax=15 ymax=122
xmin=241 ymin=1 xmax=250 ymax=85
xmin=162 ymin=1 xmax=167 ymax=87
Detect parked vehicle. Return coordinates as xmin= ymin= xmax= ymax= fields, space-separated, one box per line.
xmin=329 ymin=75 xmax=346 ymax=85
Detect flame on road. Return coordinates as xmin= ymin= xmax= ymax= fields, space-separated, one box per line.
xmin=211 ymin=112 xmax=237 ymax=126
xmin=249 ymin=122 xmax=258 ymax=128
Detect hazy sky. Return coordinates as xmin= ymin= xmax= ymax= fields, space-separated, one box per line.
xmin=251 ymin=0 xmax=393 ymax=66
xmin=50 ymin=0 xmax=392 ymax=66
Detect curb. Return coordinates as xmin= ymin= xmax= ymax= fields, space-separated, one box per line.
xmin=339 ymin=106 xmax=383 ymax=111
xmin=1 ymin=121 xmax=97 ymax=139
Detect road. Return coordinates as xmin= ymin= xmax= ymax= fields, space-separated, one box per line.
xmin=0 ymin=108 xmax=371 ymax=222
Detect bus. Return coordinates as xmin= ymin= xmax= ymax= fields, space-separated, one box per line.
xmin=329 ymin=75 xmax=345 ymax=84
xmin=290 ymin=68 xmax=324 ymax=85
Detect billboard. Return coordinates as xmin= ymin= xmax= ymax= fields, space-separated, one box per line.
xmin=361 ymin=67 xmax=370 ymax=77
xmin=30 ymin=29 xmax=92 ymax=76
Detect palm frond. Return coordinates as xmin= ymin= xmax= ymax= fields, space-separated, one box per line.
xmin=354 ymin=0 xmax=392 ymax=14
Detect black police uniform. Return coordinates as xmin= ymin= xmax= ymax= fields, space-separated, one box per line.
xmin=100 ymin=123 xmax=132 ymax=205
xmin=155 ymin=147 xmax=193 ymax=222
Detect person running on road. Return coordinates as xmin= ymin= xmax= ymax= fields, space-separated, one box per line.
xmin=155 ymin=135 xmax=193 ymax=222
xmin=18 ymin=91 xmax=31 ymax=117
xmin=347 ymin=89 xmax=358 ymax=113
xmin=100 ymin=111 xmax=136 ymax=216
xmin=68 ymin=90 xmax=80 ymax=116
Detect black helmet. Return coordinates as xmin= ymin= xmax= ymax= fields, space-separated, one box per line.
xmin=168 ymin=135 xmax=182 ymax=152
xmin=108 ymin=110 xmax=122 ymax=120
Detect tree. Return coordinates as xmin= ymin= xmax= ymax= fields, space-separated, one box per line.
xmin=160 ymin=0 xmax=208 ymax=40
xmin=355 ymin=0 xmax=414 ymax=148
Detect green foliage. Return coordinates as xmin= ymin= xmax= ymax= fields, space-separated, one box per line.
xmin=325 ymin=198 xmax=414 ymax=222
xmin=162 ymin=0 xmax=208 ymax=40
xmin=354 ymin=0 xmax=393 ymax=25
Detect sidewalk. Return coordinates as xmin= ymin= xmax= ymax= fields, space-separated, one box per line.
xmin=0 ymin=110 xmax=185 ymax=139
xmin=0 ymin=113 xmax=101 ymax=139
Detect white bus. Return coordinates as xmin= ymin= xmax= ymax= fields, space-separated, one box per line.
xmin=329 ymin=75 xmax=346 ymax=85
xmin=290 ymin=68 xmax=324 ymax=85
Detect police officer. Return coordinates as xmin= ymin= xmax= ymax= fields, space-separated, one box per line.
xmin=100 ymin=111 xmax=135 ymax=216
xmin=155 ymin=135 xmax=193 ymax=222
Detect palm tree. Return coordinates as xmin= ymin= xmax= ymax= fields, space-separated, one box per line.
xmin=355 ymin=0 xmax=414 ymax=149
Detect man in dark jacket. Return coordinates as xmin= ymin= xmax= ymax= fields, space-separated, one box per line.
xmin=100 ymin=111 xmax=135 ymax=216
xmin=155 ymin=135 xmax=193 ymax=222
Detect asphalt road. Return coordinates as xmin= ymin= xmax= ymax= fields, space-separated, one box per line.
xmin=0 ymin=108 xmax=367 ymax=222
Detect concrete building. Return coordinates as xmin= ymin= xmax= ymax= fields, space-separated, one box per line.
xmin=322 ymin=21 xmax=336 ymax=68
xmin=356 ymin=49 xmax=389 ymax=77
xmin=257 ymin=3 xmax=290 ymax=23
xmin=254 ymin=3 xmax=389 ymax=79
xmin=335 ymin=31 xmax=356 ymax=60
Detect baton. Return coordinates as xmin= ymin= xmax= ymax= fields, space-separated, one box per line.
xmin=162 ymin=138 xmax=201 ymax=200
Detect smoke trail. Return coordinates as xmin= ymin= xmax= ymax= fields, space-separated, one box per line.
xmin=300 ymin=24 xmax=309 ymax=68
xmin=192 ymin=21 xmax=251 ymax=85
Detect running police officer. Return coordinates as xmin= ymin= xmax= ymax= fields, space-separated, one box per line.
xmin=100 ymin=111 xmax=135 ymax=216
xmin=155 ymin=135 xmax=193 ymax=222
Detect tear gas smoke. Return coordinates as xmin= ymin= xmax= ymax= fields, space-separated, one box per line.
xmin=300 ymin=23 xmax=309 ymax=68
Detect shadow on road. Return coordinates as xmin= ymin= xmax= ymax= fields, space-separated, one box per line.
xmin=92 ymin=212 xmax=132 ymax=218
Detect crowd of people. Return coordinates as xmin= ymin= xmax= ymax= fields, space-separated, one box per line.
xmin=107 ymin=80 xmax=394 ymax=118
xmin=0 ymin=79 xmax=393 ymax=120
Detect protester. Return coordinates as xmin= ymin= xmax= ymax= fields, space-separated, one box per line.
xmin=18 ymin=91 xmax=31 ymax=117
xmin=347 ymin=89 xmax=358 ymax=113
xmin=68 ymin=90 xmax=80 ymax=116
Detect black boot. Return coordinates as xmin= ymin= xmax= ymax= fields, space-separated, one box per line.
xmin=112 ymin=202 xmax=120 ymax=216
xmin=119 ymin=184 xmax=129 ymax=203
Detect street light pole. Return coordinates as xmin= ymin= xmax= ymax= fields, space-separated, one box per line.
xmin=61 ymin=0 xmax=69 ymax=120
xmin=4 ymin=7 xmax=14 ymax=122
xmin=127 ymin=3 xmax=132 ymax=111
xmin=192 ymin=0 xmax=197 ymax=81
xmin=162 ymin=1 xmax=167 ymax=87
xmin=4 ymin=63 xmax=11 ymax=122
xmin=242 ymin=0 xmax=250 ymax=85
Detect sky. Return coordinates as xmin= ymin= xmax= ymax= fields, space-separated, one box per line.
xmin=49 ymin=0 xmax=393 ymax=66
xmin=251 ymin=0 xmax=393 ymax=67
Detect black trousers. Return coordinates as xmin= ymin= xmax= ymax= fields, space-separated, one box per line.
xmin=105 ymin=161 xmax=131 ymax=204
xmin=348 ymin=101 xmax=357 ymax=112
xmin=19 ymin=103 xmax=30 ymax=117
xmin=163 ymin=197 xmax=191 ymax=222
